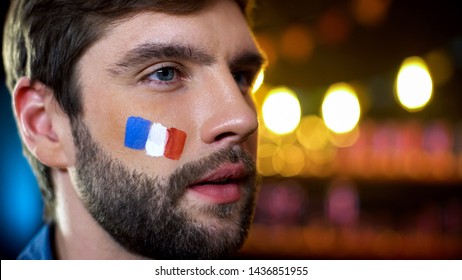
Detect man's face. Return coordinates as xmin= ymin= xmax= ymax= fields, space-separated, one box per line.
xmin=66 ymin=0 xmax=263 ymax=259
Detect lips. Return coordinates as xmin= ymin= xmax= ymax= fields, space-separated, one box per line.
xmin=187 ymin=163 xmax=248 ymax=204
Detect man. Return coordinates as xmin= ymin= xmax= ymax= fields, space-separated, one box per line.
xmin=3 ymin=0 xmax=265 ymax=259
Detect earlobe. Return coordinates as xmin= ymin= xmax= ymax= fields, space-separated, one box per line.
xmin=14 ymin=77 xmax=69 ymax=168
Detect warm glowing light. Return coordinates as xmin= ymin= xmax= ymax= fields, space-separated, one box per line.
xmin=296 ymin=115 xmax=330 ymax=150
xmin=281 ymin=24 xmax=314 ymax=62
xmin=273 ymin=145 xmax=305 ymax=177
xmin=262 ymin=87 xmax=301 ymax=135
xmin=257 ymin=143 xmax=278 ymax=177
xmin=352 ymin=0 xmax=391 ymax=27
xmin=329 ymin=126 xmax=360 ymax=147
xmin=322 ymin=83 xmax=361 ymax=134
xmin=396 ymin=56 xmax=433 ymax=112
xmin=252 ymin=70 xmax=264 ymax=93
xmin=306 ymin=145 xmax=337 ymax=165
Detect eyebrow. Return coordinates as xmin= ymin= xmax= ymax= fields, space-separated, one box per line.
xmin=107 ymin=42 xmax=216 ymax=76
xmin=229 ymin=50 xmax=267 ymax=72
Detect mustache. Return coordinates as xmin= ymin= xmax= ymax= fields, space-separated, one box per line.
xmin=166 ymin=145 xmax=256 ymax=202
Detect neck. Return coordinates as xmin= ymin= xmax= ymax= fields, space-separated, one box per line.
xmin=52 ymin=168 xmax=145 ymax=260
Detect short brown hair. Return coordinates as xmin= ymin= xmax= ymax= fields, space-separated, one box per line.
xmin=2 ymin=0 xmax=254 ymax=220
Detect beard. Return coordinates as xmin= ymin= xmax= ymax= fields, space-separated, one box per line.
xmin=70 ymin=119 xmax=258 ymax=259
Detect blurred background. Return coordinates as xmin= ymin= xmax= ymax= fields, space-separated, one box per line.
xmin=1 ymin=0 xmax=461 ymax=259
xmin=1 ymin=1 xmax=44 ymax=259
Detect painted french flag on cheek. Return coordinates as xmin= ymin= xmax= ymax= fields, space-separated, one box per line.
xmin=124 ymin=116 xmax=187 ymax=160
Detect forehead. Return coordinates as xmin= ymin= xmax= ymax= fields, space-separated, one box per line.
xmin=84 ymin=0 xmax=257 ymax=65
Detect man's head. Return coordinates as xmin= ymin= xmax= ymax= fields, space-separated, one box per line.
xmin=3 ymin=0 xmax=264 ymax=259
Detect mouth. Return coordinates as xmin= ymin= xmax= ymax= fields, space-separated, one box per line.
xmin=187 ymin=163 xmax=248 ymax=204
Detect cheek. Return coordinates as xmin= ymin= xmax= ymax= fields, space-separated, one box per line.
xmin=81 ymin=81 xmax=193 ymax=170
xmin=82 ymin=92 xmax=130 ymax=152
xmin=91 ymin=115 xmax=128 ymax=154
xmin=84 ymin=113 xmax=190 ymax=178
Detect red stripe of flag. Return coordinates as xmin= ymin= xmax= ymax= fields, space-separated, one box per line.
xmin=164 ymin=128 xmax=187 ymax=160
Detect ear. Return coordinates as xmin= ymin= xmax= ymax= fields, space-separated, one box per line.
xmin=13 ymin=77 xmax=70 ymax=168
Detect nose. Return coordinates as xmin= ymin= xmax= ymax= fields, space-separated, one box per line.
xmin=200 ymin=73 xmax=258 ymax=147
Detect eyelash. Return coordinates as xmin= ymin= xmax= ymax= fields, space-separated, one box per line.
xmin=140 ymin=63 xmax=185 ymax=90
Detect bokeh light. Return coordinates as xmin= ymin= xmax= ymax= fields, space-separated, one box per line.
xmin=273 ymin=145 xmax=305 ymax=177
xmin=252 ymin=70 xmax=265 ymax=94
xmin=329 ymin=126 xmax=360 ymax=147
xmin=351 ymin=0 xmax=392 ymax=27
xmin=296 ymin=115 xmax=330 ymax=150
xmin=280 ymin=24 xmax=314 ymax=62
xmin=262 ymin=86 xmax=301 ymax=135
xmin=395 ymin=56 xmax=433 ymax=112
xmin=322 ymin=83 xmax=361 ymax=134
xmin=326 ymin=179 xmax=359 ymax=227
xmin=257 ymin=143 xmax=278 ymax=177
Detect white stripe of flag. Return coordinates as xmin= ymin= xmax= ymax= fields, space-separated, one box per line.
xmin=145 ymin=122 xmax=168 ymax=157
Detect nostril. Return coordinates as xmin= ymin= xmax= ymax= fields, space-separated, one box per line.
xmin=214 ymin=132 xmax=236 ymax=142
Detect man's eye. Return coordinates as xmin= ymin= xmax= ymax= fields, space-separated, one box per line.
xmin=233 ymin=71 xmax=252 ymax=88
xmin=140 ymin=64 xmax=186 ymax=91
xmin=149 ymin=67 xmax=176 ymax=82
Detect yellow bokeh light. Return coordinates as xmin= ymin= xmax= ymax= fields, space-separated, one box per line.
xmin=262 ymin=86 xmax=301 ymax=135
xmin=329 ymin=125 xmax=360 ymax=147
xmin=396 ymin=56 xmax=433 ymax=112
xmin=252 ymin=70 xmax=264 ymax=94
xmin=306 ymin=145 xmax=337 ymax=166
xmin=296 ymin=115 xmax=330 ymax=150
xmin=257 ymin=143 xmax=278 ymax=177
xmin=273 ymin=145 xmax=305 ymax=177
xmin=322 ymin=83 xmax=361 ymax=134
